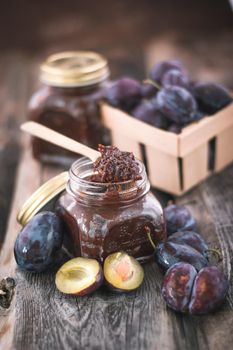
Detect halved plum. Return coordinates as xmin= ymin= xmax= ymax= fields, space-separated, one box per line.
xmin=104 ymin=252 xmax=144 ymax=292
xmin=55 ymin=257 xmax=103 ymax=296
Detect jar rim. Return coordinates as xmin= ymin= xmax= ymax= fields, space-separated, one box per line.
xmin=40 ymin=51 xmax=110 ymax=87
xmin=67 ymin=157 xmax=150 ymax=204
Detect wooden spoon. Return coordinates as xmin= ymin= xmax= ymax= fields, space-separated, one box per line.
xmin=20 ymin=121 xmax=100 ymax=162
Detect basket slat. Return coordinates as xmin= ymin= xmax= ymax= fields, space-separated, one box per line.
xmin=183 ymin=143 xmax=209 ymax=191
xmin=216 ymin=125 xmax=233 ymax=171
xmin=101 ymin=103 xmax=233 ymax=195
xmin=146 ymin=145 xmax=181 ymax=195
xmin=179 ymin=103 xmax=233 ymax=157
xmin=101 ymin=104 xmax=179 ymax=156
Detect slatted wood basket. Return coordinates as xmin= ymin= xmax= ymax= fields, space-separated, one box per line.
xmin=101 ymin=103 xmax=233 ymax=195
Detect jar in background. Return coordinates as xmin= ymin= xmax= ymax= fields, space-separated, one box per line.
xmin=56 ymin=157 xmax=166 ymax=263
xmin=28 ymin=51 xmax=110 ymax=165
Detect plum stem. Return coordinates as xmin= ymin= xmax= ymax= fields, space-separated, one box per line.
xmin=143 ymin=79 xmax=161 ymax=90
xmin=145 ymin=226 xmax=156 ymax=250
xmin=206 ymin=248 xmax=222 ymax=262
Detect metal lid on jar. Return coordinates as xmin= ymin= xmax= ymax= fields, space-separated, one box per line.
xmin=40 ymin=51 xmax=110 ymax=87
xmin=17 ymin=172 xmax=69 ymax=226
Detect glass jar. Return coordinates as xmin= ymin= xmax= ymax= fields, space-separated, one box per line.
xmin=56 ymin=157 xmax=166 ymax=263
xmin=28 ymin=51 xmax=110 ymax=165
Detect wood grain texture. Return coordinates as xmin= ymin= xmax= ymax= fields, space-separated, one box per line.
xmin=0 ymin=145 xmax=232 ymax=350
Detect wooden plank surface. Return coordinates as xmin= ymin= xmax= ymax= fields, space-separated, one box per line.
xmin=0 ymin=142 xmax=233 ymax=350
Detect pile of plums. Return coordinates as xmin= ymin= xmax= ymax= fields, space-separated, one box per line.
xmin=157 ymin=204 xmax=228 ymax=314
xmin=14 ymin=207 xmax=229 ymax=315
xmin=104 ymin=59 xmax=232 ymax=134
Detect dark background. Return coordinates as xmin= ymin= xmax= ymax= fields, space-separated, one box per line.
xmin=0 ymin=0 xmax=232 ymax=245
xmin=0 ymin=0 xmax=232 ymax=79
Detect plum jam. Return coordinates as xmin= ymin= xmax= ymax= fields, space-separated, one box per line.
xmin=28 ymin=51 xmax=110 ymax=165
xmin=56 ymin=157 xmax=166 ymax=263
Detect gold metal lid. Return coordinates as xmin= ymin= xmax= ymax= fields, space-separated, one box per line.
xmin=40 ymin=51 xmax=110 ymax=87
xmin=17 ymin=171 xmax=69 ymax=227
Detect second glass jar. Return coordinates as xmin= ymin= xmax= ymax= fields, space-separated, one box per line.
xmin=28 ymin=51 xmax=110 ymax=165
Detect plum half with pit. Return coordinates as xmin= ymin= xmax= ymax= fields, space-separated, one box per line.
xmin=162 ymin=263 xmax=229 ymax=314
xmin=104 ymin=252 xmax=144 ymax=292
xmin=14 ymin=211 xmax=63 ymax=273
xmin=55 ymin=257 xmax=103 ymax=296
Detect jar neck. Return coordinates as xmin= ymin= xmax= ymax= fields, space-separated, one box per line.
xmin=67 ymin=157 xmax=150 ymax=206
xmin=42 ymin=80 xmax=107 ymax=96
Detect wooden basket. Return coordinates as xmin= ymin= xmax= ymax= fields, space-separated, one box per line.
xmin=101 ymin=103 xmax=233 ymax=195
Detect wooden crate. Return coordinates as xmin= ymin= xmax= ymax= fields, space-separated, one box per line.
xmin=101 ymin=103 xmax=233 ymax=195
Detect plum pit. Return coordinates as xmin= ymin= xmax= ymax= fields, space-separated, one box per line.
xmin=104 ymin=252 xmax=144 ymax=291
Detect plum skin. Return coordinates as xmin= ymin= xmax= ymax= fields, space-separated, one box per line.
xmin=14 ymin=211 xmax=63 ymax=273
xmin=162 ymin=69 xmax=189 ymax=88
xmin=149 ymin=60 xmax=185 ymax=84
xmin=132 ymin=100 xmax=170 ymax=129
xmin=194 ymin=82 xmax=232 ymax=115
xmin=164 ymin=205 xmax=197 ymax=236
xmin=162 ymin=263 xmax=229 ymax=314
xmin=156 ymin=86 xmax=197 ymax=125
xmin=189 ymin=266 xmax=229 ymax=314
xmin=105 ymin=77 xmax=141 ymax=111
xmin=162 ymin=262 xmax=197 ymax=312
xmin=168 ymin=231 xmax=208 ymax=257
xmin=155 ymin=241 xmax=208 ymax=272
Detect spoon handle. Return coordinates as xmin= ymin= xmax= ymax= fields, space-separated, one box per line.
xmin=21 ymin=121 xmax=100 ymax=161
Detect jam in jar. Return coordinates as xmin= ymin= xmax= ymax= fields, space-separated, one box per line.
xmin=28 ymin=51 xmax=110 ymax=165
xmin=56 ymin=157 xmax=166 ymax=263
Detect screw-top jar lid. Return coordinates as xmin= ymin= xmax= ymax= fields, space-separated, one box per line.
xmin=40 ymin=51 xmax=110 ymax=87
xmin=17 ymin=172 xmax=69 ymax=226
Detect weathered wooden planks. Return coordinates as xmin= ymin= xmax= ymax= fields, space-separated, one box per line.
xmin=0 ymin=141 xmax=233 ymax=350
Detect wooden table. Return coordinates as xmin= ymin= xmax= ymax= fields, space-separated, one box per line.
xmin=0 ymin=2 xmax=233 ymax=348
xmin=0 ymin=139 xmax=233 ymax=350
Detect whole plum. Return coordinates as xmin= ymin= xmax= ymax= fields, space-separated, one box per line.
xmin=155 ymin=241 xmax=208 ymax=272
xmin=162 ymin=263 xmax=229 ymax=314
xmin=189 ymin=266 xmax=229 ymax=314
xmin=132 ymin=100 xmax=170 ymax=129
xmin=105 ymin=77 xmax=141 ymax=111
xmin=162 ymin=69 xmax=189 ymax=88
xmin=194 ymin=82 xmax=232 ymax=115
xmin=162 ymin=262 xmax=197 ymax=312
xmin=164 ymin=204 xmax=197 ymax=236
xmin=149 ymin=60 xmax=185 ymax=84
xmin=156 ymin=86 xmax=197 ymax=125
xmin=140 ymin=83 xmax=158 ymax=98
xmin=168 ymin=231 xmax=208 ymax=257
xmin=14 ymin=211 xmax=63 ymax=272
